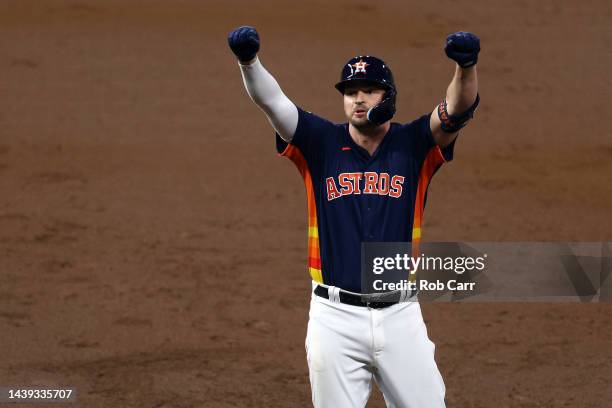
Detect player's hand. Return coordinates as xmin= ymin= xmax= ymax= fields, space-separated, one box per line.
xmin=227 ymin=26 xmax=260 ymax=63
xmin=444 ymin=32 xmax=480 ymax=68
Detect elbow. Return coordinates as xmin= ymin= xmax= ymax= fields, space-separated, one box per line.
xmin=247 ymin=91 xmax=274 ymax=111
xmin=249 ymin=92 xmax=288 ymax=115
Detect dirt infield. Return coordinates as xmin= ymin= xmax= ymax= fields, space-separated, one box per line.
xmin=1 ymin=1 xmax=611 ymax=407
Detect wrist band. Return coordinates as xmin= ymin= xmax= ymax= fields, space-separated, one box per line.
xmin=437 ymin=93 xmax=480 ymax=133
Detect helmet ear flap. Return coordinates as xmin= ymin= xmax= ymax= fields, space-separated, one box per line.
xmin=367 ymin=89 xmax=397 ymax=125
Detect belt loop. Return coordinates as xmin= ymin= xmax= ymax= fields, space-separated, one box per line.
xmin=327 ymin=286 xmax=341 ymax=303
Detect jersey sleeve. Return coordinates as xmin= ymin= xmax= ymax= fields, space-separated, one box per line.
xmin=275 ymin=107 xmax=337 ymax=168
xmin=404 ymin=113 xmax=456 ymax=165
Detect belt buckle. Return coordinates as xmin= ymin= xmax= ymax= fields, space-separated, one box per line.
xmin=364 ymin=291 xmax=399 ymax=308
xmin=363 ymin=295 xmax=381 ymax=309
xmin=366 ymin=300 xmax=386 ymax=309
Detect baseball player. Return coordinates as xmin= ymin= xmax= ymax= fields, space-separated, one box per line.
xmin=228 ymin=26 xmax=480 ymax=408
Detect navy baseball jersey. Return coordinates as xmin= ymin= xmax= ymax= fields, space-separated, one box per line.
xmin=277 ymin=107 xmax=454 ymax=293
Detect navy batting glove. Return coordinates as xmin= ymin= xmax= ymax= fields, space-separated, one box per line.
xmin=367 ymin=89 xmax=397 ymax=126
xmin=228 ymin=26 xmax=260 ymax=63
xmin=444 ymin=32 xmax=480 ymax=68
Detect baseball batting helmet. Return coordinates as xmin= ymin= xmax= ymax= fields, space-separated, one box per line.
xmin=335 ymin=55 xmax=395 ymax=94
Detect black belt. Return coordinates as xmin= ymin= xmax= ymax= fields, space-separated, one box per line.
xmin=314 ymin=285 xmax=409 ymax=309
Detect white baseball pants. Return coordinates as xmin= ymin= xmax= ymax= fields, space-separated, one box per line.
xmin=305 ymin=284 xmax=446 ymax=408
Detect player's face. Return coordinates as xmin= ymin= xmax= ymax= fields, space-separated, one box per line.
xmin=343 ymin=83 xmax=386 ymax=127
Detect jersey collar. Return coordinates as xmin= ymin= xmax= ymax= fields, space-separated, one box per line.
xmin=343 ymin=122 xmax=396 ymax=163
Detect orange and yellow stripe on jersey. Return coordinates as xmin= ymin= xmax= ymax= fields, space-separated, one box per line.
xmin=412 ymin=145 xmax=446 ymax=243
xmin=410 ymin=145 xmax=447 ymax=281
xmin=280 ymin=144 xmax=323 ymax=283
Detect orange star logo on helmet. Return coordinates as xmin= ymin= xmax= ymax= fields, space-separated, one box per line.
xmin=351 ymin=59 xmax=369 ymax=73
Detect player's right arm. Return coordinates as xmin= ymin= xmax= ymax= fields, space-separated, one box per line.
xmin=228 ymin=26 xmax=298 ymax=143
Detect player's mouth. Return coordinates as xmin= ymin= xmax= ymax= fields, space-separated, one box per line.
xmin=354 ymin=108 xmax=367 ymax=118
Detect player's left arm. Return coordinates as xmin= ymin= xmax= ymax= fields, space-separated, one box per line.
xmin=430 ymin=32 xmax=480 ymax=148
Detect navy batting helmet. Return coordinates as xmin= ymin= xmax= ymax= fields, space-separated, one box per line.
xmin=335 ymin=55 xmax=395 ymax=94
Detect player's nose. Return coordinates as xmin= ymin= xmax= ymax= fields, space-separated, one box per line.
xmin=355 ymin=90 xmax=367 ymax=103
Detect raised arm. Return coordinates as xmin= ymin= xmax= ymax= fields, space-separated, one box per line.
xmin=228 ymin=26 xmax=298 ymax=143
xmin=430 ymin=32 xmax=481 ymax=148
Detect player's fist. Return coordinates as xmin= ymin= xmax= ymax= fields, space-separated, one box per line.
xmin=444 ymin=32 xmax=480 ymax=68
xmin=227 ymin=26 xmax=260 ymax=63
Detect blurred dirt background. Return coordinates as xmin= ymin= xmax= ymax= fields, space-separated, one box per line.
xmin=1 ymin=0 xmax=611 ymax=407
